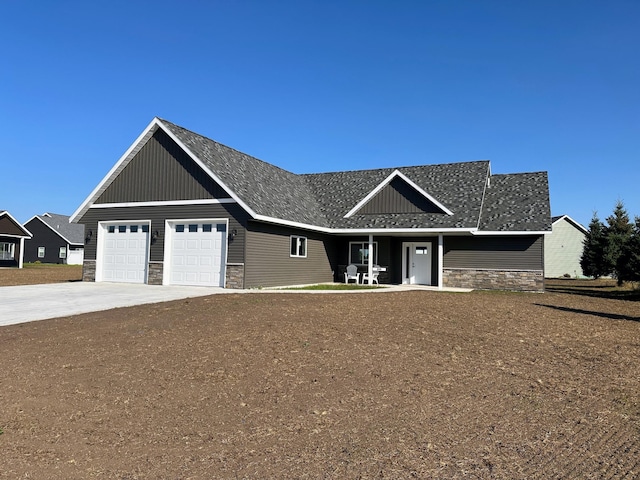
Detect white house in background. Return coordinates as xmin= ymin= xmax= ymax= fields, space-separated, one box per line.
xmin=544 ymin=215 xmax=588 ymax=278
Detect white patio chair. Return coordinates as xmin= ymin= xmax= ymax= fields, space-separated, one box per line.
xmin=362 ymin=271 xmax=379 ymax=285
xmin=344 ymin=264 xmax=360 ymax=284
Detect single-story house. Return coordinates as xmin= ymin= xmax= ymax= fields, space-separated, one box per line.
xmin=23 ymin=213 xmax=85 ymax=265
xmin=71 ymin=117 xmax=552 ymax=291
xmin=544 ymin=215 xmax=588 ymax=278
xmin=0 ymin=210 xmax=32 ymax=268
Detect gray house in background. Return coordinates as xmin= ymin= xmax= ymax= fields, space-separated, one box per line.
xmin=71 ymin=117 xmax=551 ymax=291
xmin=0 ymin=210 xmax=32 ymax=268
xmin=23 ymin=213 xmax=85 ymax=265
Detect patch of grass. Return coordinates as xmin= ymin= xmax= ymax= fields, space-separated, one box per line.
xmin=546 ymin=278 xmax=640 ymax=301
xmin=280 ymin=284 xmax=385 ymax=290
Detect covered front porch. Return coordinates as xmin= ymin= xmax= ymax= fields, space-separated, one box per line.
xmin=335 ymin=233 xmax=446 ymax=288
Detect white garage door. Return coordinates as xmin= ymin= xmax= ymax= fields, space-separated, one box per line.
xmin=169 ymin=221 xmax=226 ymax=287
xmin=101 ymin=223 xmax=150 ymax=283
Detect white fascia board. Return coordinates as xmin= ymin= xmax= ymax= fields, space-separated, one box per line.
xmin=70 ymin=117 xmax=161 ymax=223
xmin=30 ymin=216 xmax=75 ymax=244
xmin=472 ymin=230 xmax=551 ymax=236
xmin=155 ymin=120 xmax=259 ymax=219
xmin=253 ymin=214 xmax=477 ymax=235
xmin=89 ymin=198 xmax=237 ymax=209
xmin=344 ymin=169 xmax=454 ymax=218
xmin=553 ymin=215 xmax=588 ymax=233
xmin=1 ymin=211 xmax=32 ymax=237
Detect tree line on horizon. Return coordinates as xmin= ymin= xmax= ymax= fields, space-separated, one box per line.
xmin=580 ymin=201 xmax=640 ymax=285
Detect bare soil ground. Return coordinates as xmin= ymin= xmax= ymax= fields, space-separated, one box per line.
xmin=1 ymin=276 xmax=639 ymax=479
xmin=0 ymin=264 xmax=82 ymax=286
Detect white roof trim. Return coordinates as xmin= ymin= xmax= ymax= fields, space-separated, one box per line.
xmin=344 ymin=169 xmax=454 ymax=218
xmin=471 ymin=230 xmax=551 ymax=236
xmin=90 ymin=198 xmax=237 ymax=209
xmin=0 ymin=211 xmax=32 ymax=237
xmin=70 ymin=118 xmax=160 ymax=223
xmin=156 ymin=119 xmax=259 ymax=219
xmin=25 ymin=215 xmax=82 ymax=246
xmin=70 ymin=118 xmax=257 ymax=223
xmin=552 ymin=215 xmax=588 ymax=233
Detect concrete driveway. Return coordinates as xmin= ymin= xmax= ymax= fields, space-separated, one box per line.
xmin=0 ymin=282 xmax=227 ymax=327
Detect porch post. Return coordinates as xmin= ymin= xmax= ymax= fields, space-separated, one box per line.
xmin=19 ymin=237 xmax=25 ymax=269
xmin=367 ymin=234 xmax=374 ymax=285
xmin=438 ymin=234 xmax=443 ymax=290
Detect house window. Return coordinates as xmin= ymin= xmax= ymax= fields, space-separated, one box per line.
xmin=59 ymin=247 xmax=67 ymax=259
xmin=349 ymin=241 xmax=378 ymax=265
xmin=290 ymin=235 xmax=307 ymax=258
xmin=37 ymin=246 xmax=45 ymax=258
xmin=1 ymin=242 xmax=15 ymax=261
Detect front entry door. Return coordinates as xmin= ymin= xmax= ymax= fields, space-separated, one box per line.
xmin=402 ymin=242 xmax=432 ymax=285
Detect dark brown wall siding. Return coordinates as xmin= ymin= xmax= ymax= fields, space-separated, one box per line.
xmin=78 ymin=203 xmax=249 ymax=264
xmin=96 ymin=129 xmax=230 ymax=204
xmin=443 ymin=235 xmax=543 ymax=270
xmin=359 ymin=177 xmax=442 ymax=214
xmin=0 ymin=216 xmax=26 ymax=236
xmin=244 ymin=222 xmax=336 ymax=288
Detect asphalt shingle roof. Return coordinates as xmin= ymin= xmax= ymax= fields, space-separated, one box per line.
xmin=159 ymin=119 xmax=551 ymax=233
xmin=37 ymin=213 xmax=85 ymax=244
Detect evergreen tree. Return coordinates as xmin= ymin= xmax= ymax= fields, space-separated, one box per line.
xmin=617 ymin=216 xmax=640 ymax=284
xmin=580 ymin=213 xmax=609 ymax=279
xmin=605 ymin=201 xmax=633 ymax=285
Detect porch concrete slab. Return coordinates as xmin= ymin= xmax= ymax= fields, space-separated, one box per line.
xmin=0 ymin=282 xmax=227 ymax=327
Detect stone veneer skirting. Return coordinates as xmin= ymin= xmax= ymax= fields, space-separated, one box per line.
xmin=148 ymin=262 xmax=163 ymax=285
xmin=225 ymin=263 xmax=245 ymax=289
xmin=443 ymin=268 xmax=544 ymax=292
xmin=82 ymin=260 xmax=96 ymax=282
xmin=82 ymin=259 xmax=245 ymax=289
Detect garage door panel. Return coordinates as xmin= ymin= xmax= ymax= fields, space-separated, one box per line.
xmin=100 ymin=223 xmax=149 ymax=284
xmin=168 ymin=221 xmax=226 ymax=287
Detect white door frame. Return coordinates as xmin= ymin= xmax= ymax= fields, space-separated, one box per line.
xmin=96 ymin=220 xmax=151 ymax=283
xmin=163 ymin=218 xmax=229 ymax=287
xmin=401 ymin=241 xmax=432 ymax=285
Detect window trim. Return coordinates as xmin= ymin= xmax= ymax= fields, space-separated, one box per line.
xmin=37 ymin=246 xmax=45 ymax=258
xmin=290 ymin=235 xmax=307 ymax=258
xmin=349 ymin=241 xmax=378 ymax=265
xmin=59 ymin=246 xmax=67 ymax=259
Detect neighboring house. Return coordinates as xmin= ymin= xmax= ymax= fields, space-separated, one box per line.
xmin=71 ymin=117 xmax=552 ymax=291
xmin=23 ymin=213 xmax=85 ymax=265
xmin=0 ymin=210 xmax=32 ymax=268
xmin=544 ymin=215 xmax=588 ymax=278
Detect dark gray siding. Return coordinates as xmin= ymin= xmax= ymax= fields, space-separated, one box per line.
xmin=443 ymin=235 xmax=544 ymax=270
xmin=96 ymin=129 xmax=231 ymax=204
xmin=23 ymin=219 xmax=69 ymax=263
xmin=78 ymin=203 xmax=249 ymax=264
xmin=244 ymin=222 xmax=336 ymax=287
xmin=358 ymin=177 xmax=443 ymax=215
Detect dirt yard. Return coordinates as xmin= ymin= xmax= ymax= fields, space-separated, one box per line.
xmin=0 ymin=264 xmax=82 ymax=286
xmin=1 ymin=277 xmax=639 ymax=479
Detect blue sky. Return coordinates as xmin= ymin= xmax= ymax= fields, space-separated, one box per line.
xmin=2 ymin=0 xmax=638 ymax=228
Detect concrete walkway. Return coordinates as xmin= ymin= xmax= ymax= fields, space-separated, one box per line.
xmin=1 ymin=282 xmax=472 ymax=327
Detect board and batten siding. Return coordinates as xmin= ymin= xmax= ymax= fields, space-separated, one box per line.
xmin=444 ymin=235 xmax=544 ymax=271
xmin=244 ymin=222 xmax=336 ymax=288
xmin=95 ymin=129 xmax=230 ymax=204
xmin=78 ymin=203 xmax=249 ymax=264
xmin=544 ymin=218 xmax=586 ymax=278
xmin=358 ymin=177 xmax=442 ymax=215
